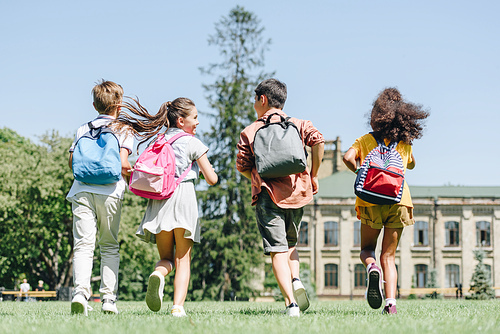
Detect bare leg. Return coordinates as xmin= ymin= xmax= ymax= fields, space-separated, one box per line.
xmin=360 ymin=223 xmax=382 ymax=267
xmin=155 ymin=230 xmax=175 ymax=277
xmin=172 ymin=228 xmax=193 ymax=307
xmin=288 ymin=246 xmax=300 ymax=279
xmin=271 ymin=251 xmax=296 ymax=306
xmin=380 ymin=227 xmax=403 ymax=299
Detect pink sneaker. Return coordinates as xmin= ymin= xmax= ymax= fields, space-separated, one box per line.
xmin=366 ymin=264 xmax=383 ymax=309
xmin=382 ymin=304 xmax=397 ymax=314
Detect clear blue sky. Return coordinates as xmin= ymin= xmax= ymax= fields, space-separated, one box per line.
xmin=1 ymin=0 xmax=499 ymax=186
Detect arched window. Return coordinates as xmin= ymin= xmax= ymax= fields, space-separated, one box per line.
xmin=445 ymin=264 xmax=460 ymax=288
xmin=476 ymin=221 xmax=491 ymax=246
xmin=298 ymin=221 xmax=308 ymax=246
xmin=354 ymin=264 xmax=367 ymax=288
xmin=324 ymin=264 xmax=338 ymax=288
xmin=353 ymin=221 xmax=361 ymax=247
xmin=415 ymin=264 xmax=428 ymax=288
xmin=445 ymin=221 xmax=460 ymax=246
xmin=414 ymin=221 xmax=429 ymax=246
xmin=324 ymin=221 xmax=338 ymax=246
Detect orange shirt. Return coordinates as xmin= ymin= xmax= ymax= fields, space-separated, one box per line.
xmin=351 ymin=133 xmax=414 ymax=208
xmin=236 ymin=109 xmax=325 ymax=208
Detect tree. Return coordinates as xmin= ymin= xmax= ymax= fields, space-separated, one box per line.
xmin=0 ymin=128 xmax=74 ymax=290
xmin=191 ymin=6 xmax=272 ymax=301
xmin=468 ymin=249 xmax=494 ymax=300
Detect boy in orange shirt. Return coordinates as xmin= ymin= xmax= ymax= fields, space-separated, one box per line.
xmin=237 ymin=79 xmax=324 ymax=316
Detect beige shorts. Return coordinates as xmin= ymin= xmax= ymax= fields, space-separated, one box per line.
xmin=358 ymin=205 xmax=414 ymax=229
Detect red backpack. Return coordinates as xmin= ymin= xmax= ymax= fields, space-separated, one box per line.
xmin=129 ymin=132 xmax=193 ymax=200
xmin=354 ymin=133 xmax=405 ymax=205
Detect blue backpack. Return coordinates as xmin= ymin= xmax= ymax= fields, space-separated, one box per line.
xmin=72 ymin=122 xmax=122 ymax=185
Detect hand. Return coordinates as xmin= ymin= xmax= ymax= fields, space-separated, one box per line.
xmin=311 ymin=176 xmax=319 ymax=195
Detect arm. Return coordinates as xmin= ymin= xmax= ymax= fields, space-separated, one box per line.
xmin=68 ymin=152 xmax=73 ymax=170
xmin=407 ymin=153 xmax=416 ymax=170
xmin=120 ymin=148 xmax=132 ymax=183
xmin=236 ymin=130 xmax=255 ymax=180
xmin=343 ymin=148 xmax=359 ymax=173
xmin=310 ymin=142 xmax=324 ymax=195
xmin=197 ymin=153 xmax=218 ymax=186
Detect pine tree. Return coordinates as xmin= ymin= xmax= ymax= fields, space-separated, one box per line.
xmin=190 ymin=6 xmax=273 ymax=301
xmin=469 ymin=249 xmax=494 ymax=300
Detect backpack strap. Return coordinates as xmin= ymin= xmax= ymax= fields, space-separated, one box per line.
xmin=265 ymin=112 xmax=287 ymax=124
xmin=166 ymin=132 xmax=194 ymax=184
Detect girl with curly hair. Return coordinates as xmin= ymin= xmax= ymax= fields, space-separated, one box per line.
xmin=343 ymin=88 xmax=429 ymax=314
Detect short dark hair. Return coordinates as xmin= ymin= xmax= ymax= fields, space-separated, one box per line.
xmin=255 ymin=79 xmax=287 ymax=109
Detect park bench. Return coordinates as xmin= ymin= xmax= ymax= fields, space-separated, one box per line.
xmin=1 ymin=290 xmax=57 ymax=300
xmin=399 ymin=288 xmax=458 ymax=295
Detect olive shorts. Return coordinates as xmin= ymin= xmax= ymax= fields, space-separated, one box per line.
xmin=358 ymin=205 xmax=414 ymax=229
xmin=255 ymin=189 xmax=304 ymax=255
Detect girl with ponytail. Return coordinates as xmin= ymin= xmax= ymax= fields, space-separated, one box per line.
xmin=115 ymin=97 xmax=218 ymax=317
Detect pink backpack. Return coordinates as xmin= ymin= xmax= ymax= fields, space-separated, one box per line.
xmin=129 ymin=132 xmax=193 ymax=200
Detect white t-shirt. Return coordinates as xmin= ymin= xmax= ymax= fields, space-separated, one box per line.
xmin=163 ymin=128 xmax=209 ymax=182
xmin=20 ymin=282 xmax=30 ymax=293
xmin=66 ymin=115 xmax=134 ymax=200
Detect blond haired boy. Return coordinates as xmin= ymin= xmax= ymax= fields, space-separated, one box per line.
xmin=67 ymin=80 xmax=133 ymax=315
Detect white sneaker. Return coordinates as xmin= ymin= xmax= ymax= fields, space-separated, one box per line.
xmin=285 ymin=303 xmax=300 ymax=317
xmin=71 ymin=293 xmax=92 ymax=316
xmin=102 ymin=298 xmax=119 ymax=314
xmin=146 ymin=271 xmax=164 ymax=312
xmin=171 ymin=305 xmax=187 ymax=317
xmin=292 ymin=279 xmax=310 ymax=311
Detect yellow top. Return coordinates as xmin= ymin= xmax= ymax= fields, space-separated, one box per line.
xmin=351 ymin=133 xmax=413 ymax=208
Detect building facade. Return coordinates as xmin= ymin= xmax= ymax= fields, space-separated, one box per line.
xmin=298 ymin=139 xmax=500 ymax=298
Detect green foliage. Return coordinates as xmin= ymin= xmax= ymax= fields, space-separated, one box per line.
xmin=0 ymin=128 xmax=74 ymax=290
xmin=468 ymin=249 xmax=495 ymax=300
xmin=0 ymin=128 xmax=162 ymax=301
xmin=192 ymin=6 xmax=272 ymax=301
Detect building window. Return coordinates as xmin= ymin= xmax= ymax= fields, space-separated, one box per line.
xmin=353 ymin=221 xmax=361 ymax=247
xmin=476 ymin=221 xmax=491 ymax=246
xmin=324 ymin=221 xmax=338 ymax=246
xmin=324 ymin=264 xmax=338 ymax=288
xmin=414 ymin=221 xmax=429 ymax=246
xmin=298 ymin=221 xmax=308 ymax=246
xmin=445 ymin=264 xmax=460 ymax=288
xmin=354 ymin=264 xmax=367 ymax=288
xmin=445 ymin=221 xmax=460 ymax=246
xmin=415 ymin=264 xmax=428 ymax=288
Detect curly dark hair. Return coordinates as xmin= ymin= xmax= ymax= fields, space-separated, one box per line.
xmin=370 ymin=88 xmax=429 ymax=144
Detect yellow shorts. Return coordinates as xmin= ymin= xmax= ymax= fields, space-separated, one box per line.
xmin=358 ymin=205 xmax=414 ymax=229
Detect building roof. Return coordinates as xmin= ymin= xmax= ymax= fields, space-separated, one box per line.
xmin=316 ymin=171 xmax=500 ymax=199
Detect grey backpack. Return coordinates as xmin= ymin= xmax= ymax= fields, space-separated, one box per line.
xmin=253 ymin=112 xmax=307 ymax=178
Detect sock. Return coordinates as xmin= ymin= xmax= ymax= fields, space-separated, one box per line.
xmin=292 ymin=278 xmax=300 ymax=283
xmin=366 ymin=263 xmax=376 ymax=273
xmin=386 ymin=298 xmax=396 ymax=306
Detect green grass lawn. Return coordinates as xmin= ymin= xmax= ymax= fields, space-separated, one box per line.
xmin=1 ymin=299 xmax=499 ymax=334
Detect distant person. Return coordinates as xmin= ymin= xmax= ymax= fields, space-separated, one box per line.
xmin=35 ymin=280 xmax=45 ymax=301
xmin=19 ymin=278 xmax=31 ymax=302
xmin=67 ymin=80 xmax=134 ymax=315
xmin=236 ymin=79 xmax=325 ymax=317
xmin=115 ymin=97 xmax=218 ymax=317
xmin=343 ymin=87 xmax=429 ymax=314
xmin=35 ymin=280 xmax=45 ymax=291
